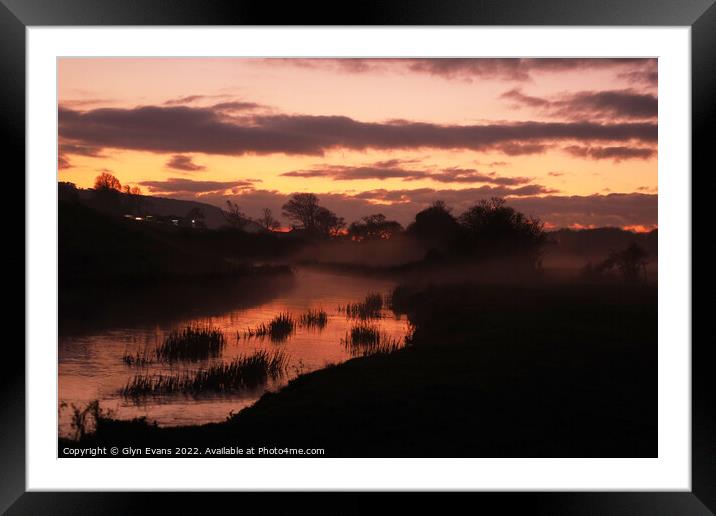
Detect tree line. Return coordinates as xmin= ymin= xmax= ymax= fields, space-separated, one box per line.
xmin=63 ymin=172 xmax=650 ymax=279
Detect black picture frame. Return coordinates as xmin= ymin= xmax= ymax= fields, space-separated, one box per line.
xmin=4 ymin=0 xmax=712 ymax=513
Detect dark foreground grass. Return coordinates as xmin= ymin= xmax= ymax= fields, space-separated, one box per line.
xmin=62 ymin=281 xmax=656 ymax=458
xmin=121 ymin=349 xmax=289 ymax=398
xmin=156 ymin=325 xmax=226 ymax=362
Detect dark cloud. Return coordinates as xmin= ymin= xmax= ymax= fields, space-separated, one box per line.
xmin=618 ymin=69 xmax=659 ymax=87
xmin=164 ymin=95 xmax=209 ymax=105
xmin=563 ymin=145 xmax=656 ymax=162
xmin=165 ymin=154 xmax=206 ymax=172
xmin=163 ymin=94 xmax=234 ymax=106
xmin=353 ymin=184 xmax=557 ymax=203
xmin=211 ymin=101 xmax=266 ymax=112
xmin=280 ymin=169 xmax=331 ymax=178
xmin=281 ymin=166 xmax=430 ymax=181
xmin=431 ymin=168 xmax=531 ymax=185
xmin=370 ymin=158 xmax=421 ymax=167
xmin=409 ymin=58 xmax=656 ymax=82
xmin=562 ymin=90 xmax=657 ymax=119
xmin=59 ymin=142 xmax=104 ymax=158
xmin=163 ymin=95 xmax=267 ymax=113
xmin=502 ymin=88 xmax=657 ymax=120
xmin=281 ymin=162 xmax=532 ymax=185
xmin=494 ymin=142 xmax=550 ymax=156
xmin=58 ymin=105 xmax=657 ymax=158
xmin=501 ymin=88 xmax=551 ymax=108
xmin=508 ymin=193 xmax=657 ymax=229
xmin=138 ymin=177 xmax=255 ymax=195
xmin=275 ymin=58 xmax=657 ymax=85
xmin=57 ymin=141 xmax=106 ymax=170
xmin=282 ymin=164 xmax=429 ymax=181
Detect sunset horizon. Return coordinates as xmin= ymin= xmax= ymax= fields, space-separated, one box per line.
xmin=58 ymin=57 xmax=658 ymax=231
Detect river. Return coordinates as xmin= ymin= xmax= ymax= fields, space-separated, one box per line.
xmin=58 ymin=268 xmax=410 ymax=437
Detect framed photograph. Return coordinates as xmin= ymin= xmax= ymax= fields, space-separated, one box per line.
xmin=6 ymin=0 xmax=713 ymax=512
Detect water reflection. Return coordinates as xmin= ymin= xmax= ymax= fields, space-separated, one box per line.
xmin=58 ymin=268 xmax=410 ymax=436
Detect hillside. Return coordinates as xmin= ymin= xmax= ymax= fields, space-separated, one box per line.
xmin=59 ymin=200 xmax=296 ymax=287
xmin=75 ymin=188 xmax=230 ymax=229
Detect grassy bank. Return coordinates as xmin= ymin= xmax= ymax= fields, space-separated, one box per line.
xmin=60 ymin=281 xmax=656 ymax=457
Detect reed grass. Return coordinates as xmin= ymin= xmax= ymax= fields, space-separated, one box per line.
xmin=338 ymin=292 xmax=383 ymax=320
xmin=298 ymin=308 xmax=328 ymax=329
xmin=244 ymin=312 xmax=295 ymax=342
xmin=156 ymin=324 xmax=226 ymax=362
xmin=348 ymin=323 xmax=382 ymax=345
xmin=341 ymin=323 xmax=403 ymax=357
xmin=120 ymin=349 xmax=290 ymax=398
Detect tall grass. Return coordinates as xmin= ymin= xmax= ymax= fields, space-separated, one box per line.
xmin=339 ymin=292 xmax=383 ymax=320
xmin=348 ymin=323 xmax=381 ymax=345
xmin=244 ymin=312 xmax=295 ymax=342
xmin=298 ymin=308 xmax=328 ymax=329
xmin=341 ymin=323 xmax=403 ymax=357
xmin=156 ymin=324 xmax=226 ymax=362
xmin=121 ymin=349 xmax=290 ymax=398
xmin=68 ymin=400 xmax=101 ymax=440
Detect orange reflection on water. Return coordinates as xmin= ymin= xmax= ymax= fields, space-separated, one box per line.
xmin=58 ymin=268 xmax=410 ymax=437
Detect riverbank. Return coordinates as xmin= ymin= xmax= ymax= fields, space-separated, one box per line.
xmin=60 ymin=280 xmax=656 ymax=457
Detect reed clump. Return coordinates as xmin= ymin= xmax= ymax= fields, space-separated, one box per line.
xmin=156 ymin=324 xmax=226 ymax=362
xmin=338 ymin=292 xmax=383 ymax=320
xmin=298 ymin=308 xmax=328 ymax=329
xmin=120 ymin=349 xmax=290 ymax=398
xmin=341 ymin=323 xmax=404 ymax=357
xmin=244 ymin=312 xmax=295 ymax=342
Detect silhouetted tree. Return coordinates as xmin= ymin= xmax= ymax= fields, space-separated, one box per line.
xmin=407 ymin=200 xmax=461 ymax=251
xmin=123 ymin=185 xmax=142 ymax=196
xmin=314 ymin=206 xmax=346 ymax=237
xmin=579 ymin=257 xmax=615 ymax=282
xmin=348 ymin=214 xmax=403 ymax=241
xmin=457 ymin=197 xmax=546 ymax=268
xmin=282 ymin=193 xmax=343 ymax=237
xmin=93 ymin=172 xmax=124 ymax=215
xmin=223 ymin=200 xmax=247 ymax=230
xmin=94 ymin=172 xmax=122 ymax=191
xmin=609 ymin=242 xmax=649 ymax=283
xmin=257 ymin=208 xmax=281 ymax=231
xmin=282 ymin=193 xmax=321 ymax=231
xmin=579 ymin=242 xmax=649 ymax=283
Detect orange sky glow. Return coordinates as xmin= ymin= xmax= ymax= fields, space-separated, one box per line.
xmin=58 ymin=58 xmax=658 ymax=230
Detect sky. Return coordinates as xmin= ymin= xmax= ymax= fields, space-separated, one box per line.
xmin=58 ymin=58 xmax=658 ymax=230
